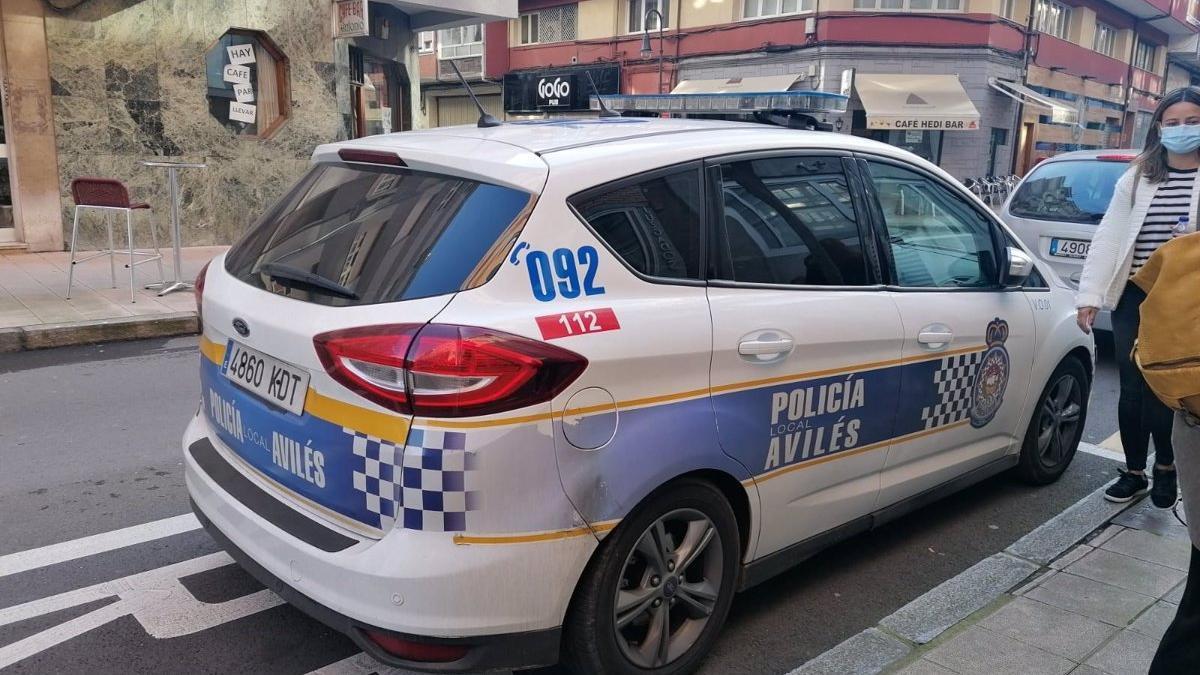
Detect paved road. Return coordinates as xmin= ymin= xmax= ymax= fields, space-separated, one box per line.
xmin=0 ymin=337 xmax=1124 ymax=674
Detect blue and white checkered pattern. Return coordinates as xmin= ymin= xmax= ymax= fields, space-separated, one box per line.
xmin=921 ymin=351 xmax=983 ymax=430
xmin=346 ymin=427 xmax=477 ymax=532
xmin=400 ymin=429 xmax=476 ymax=533
xmin=348 ymin=430 xmax=401 ymax=531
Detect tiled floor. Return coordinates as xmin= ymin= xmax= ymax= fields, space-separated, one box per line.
xmin=889 ymin=499 xmax=1193 ymax=675
xmin=0 ymin=247 xmax=225 ymax=329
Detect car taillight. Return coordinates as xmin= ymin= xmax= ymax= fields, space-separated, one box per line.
xmin=362 ymin=629 xmax=469 ymax=662
xmin=313 ymin=324 xmax=587 ymax=418
xmin=1096 ymin=154 xmax=1136 ymax=162
xmin=195 ymin=259 xmax=212 ymax=329
xmin=314 ymin=324 xmax=421 ymax=413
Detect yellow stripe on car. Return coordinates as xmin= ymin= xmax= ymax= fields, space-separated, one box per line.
xmin=199 ymin=335 xmax=408 ymax=444
xmin=452 ymin=519 xmax=620 ymax=545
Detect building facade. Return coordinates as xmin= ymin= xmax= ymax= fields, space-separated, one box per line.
xmin=419 ymin=0 xmax=1197 ymax=179
xmin=0 ymin=0 xmax=514 ymax=252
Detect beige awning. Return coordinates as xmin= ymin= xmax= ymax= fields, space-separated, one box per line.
xmin=988 ymin=78 xmax=1079 ymax=126
xmin=855 ymin=74 xmax=981 ymax=131
xmin=671 ymin=74 xmax=807 ymax=94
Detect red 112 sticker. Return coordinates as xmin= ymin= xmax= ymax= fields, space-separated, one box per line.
xmin=535 ymin=308 xmax=621 ymax=340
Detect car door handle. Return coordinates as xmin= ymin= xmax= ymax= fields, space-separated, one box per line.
xmin=918 ymin=328 xmax=954 ymax=346
xmin=739 ymin=338 xmax=795 ymax=356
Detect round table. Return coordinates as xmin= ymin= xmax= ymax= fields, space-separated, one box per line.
xmin=140 ymin=160 xmax=207 ymax=295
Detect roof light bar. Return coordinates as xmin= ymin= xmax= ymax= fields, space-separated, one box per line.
xmin=590 ymin=91 xmax=848 ymax=115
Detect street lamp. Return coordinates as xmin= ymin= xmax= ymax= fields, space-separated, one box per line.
xmin=639 ymin=7 xmax=665 ymax=94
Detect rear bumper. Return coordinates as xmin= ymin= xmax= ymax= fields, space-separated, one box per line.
xmin=192 ymin=500 xmax=560 ymax=672
xmin=183 ymin=412 xmax=594 ymax=671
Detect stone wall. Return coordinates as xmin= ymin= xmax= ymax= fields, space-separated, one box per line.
xmin=44 ymin=0 xmax=411 ymax=247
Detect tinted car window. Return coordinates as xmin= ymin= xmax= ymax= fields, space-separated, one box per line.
xmin=571 ymin=168 xmax=703 ymax=280
xmin=224 ymin=162 xmax=531 ymax=306
xmin=1008 ymin=159 xmax=1128 ymax=224
xmin=867 ymin=161 xmax=999 ymax=289
xmin=716 ymin=156 xmax=869 ymax=286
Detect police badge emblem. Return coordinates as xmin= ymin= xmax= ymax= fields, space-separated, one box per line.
xmin=970 ymin=318 xmax=1010 ymax=428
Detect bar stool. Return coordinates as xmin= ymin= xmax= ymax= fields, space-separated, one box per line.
xmin=66 ymin=177 xmax=165 ymax=303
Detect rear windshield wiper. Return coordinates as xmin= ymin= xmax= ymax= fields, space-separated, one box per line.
xmin=256 ymin=262 xmax=359 ymax=300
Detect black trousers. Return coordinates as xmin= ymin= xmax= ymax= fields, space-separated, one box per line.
xmin=1151 ymin=546 xmax=1200 ymax=673
xmin=1111 ymin=282 xmax=1175 ymax=471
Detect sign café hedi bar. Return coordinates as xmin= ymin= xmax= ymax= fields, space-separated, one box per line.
xmin=873 ymin=118 xmax=980 ymax=130
xmin=868 ymin=91 xmax=979 ymax=131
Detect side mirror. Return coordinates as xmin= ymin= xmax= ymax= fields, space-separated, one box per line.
xmin=1005 ymin=246 xmax=1034 ymax=287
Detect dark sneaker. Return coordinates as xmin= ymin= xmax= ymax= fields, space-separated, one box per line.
xmin=1152 ymin=465 xmax=1179 ymax=509
xmin=1104 ymin=470 xmax=1149 ymax=503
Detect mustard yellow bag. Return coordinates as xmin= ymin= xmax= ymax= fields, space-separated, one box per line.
xmin=1132 ymin=232 xmax=1200 ymax=418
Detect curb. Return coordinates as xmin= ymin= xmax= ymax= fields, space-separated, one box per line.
xmin=0 ymin=312 xmax=199 ymax=353
xmin=789 ymin=448 xmax=1139 ymax=675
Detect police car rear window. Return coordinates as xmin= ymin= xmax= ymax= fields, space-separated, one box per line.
xmin=224 ymin=162 xmax=531 ymax=306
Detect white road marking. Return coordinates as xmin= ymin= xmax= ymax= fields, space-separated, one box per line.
xmin=1078 ymin=441 xmax=1126 ymax=463
xmin=0 ymin=551 xmax=283 ymax=669
xmin=0 ymin=513 xmax=200 ymax=579
xmin=1100 ymin=431 xmax=1122 ymax=452
xmin=0 ymin=602 xmax=135 ymax=669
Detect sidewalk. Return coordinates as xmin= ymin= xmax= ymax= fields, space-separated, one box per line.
xmin=795 ymin=467 xmax=1190 ymax=675
xmin=0 ymin=246 xmax=225 ymax=351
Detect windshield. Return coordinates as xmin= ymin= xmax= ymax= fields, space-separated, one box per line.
xmin=225 ymin=162 xmax=531 ymax=306
xmin=1008 ymin=159 xmax=1128 ymax=224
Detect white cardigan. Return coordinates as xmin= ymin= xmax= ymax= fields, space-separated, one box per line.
xmin=1076 ymin=166 xmax=1200 ymax=310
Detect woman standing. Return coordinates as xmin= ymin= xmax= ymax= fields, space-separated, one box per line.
xmin=1076 ymin=87 xmax=1200 ymax=507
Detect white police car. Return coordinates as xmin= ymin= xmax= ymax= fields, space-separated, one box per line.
xmin=183 ymin=118 xmax=1093 ymax=674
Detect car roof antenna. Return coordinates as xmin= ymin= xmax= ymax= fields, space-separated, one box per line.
xmin=449 ymin=59 xmax=502 ymax=128
xmin=586 ymin=71 xmax=620 ymax=118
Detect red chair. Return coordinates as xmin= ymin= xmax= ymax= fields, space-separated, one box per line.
xmin=66 ymin=177 xmax=164 ymax=303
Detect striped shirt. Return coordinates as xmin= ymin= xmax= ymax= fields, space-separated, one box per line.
xmin=1133 ymin=167 xmax=1196 ymax=276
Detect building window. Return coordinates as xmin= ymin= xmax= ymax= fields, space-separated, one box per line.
xmin=1093 ymin=23 xmax=1116 ymax=57
xmin=999 ymin=0 xmax=1018 ymax=19
xmin=437 ymin=24 xmax=482 ymax=59
xmin=418 ymin=31 xmax=434 ymax=53
xmin=520 ymin=4 xmax=578 ymax=44
xmin=743 ymin=0 xmax=815 ymax=18
xmin=1033 ymin=0 xmax=1071 ymax=40
xmin=204 ymin=29 xmax=289 ymax=138
xmin=629 ymin=0 xmax=669 ymax=33
xmin=1134 ymin=39 xmax=1157 ymax=71
xmin=852 ymin=0 xmax=962 ymax=11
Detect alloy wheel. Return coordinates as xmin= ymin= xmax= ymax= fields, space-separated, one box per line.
xmin=1037 ymin=374 xmax=1082 ymax=466
xmin=612 ymin=508 xmax=724 ymax=668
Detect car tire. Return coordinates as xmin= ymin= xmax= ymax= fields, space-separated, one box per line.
xmin=560 ymin=479 xmax=740 ymax=675
xmin=1015 ymin=357 xmax=1090 ymax=485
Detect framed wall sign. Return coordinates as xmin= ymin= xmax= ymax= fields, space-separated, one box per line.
xmin=333 ymin=0 xmax=369 ymax=38
xmin=205 ymin=29 xmax=291 ymax=138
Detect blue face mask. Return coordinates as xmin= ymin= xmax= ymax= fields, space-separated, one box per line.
xmin=1160 ymin=124 xmax=1200 ymax=153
